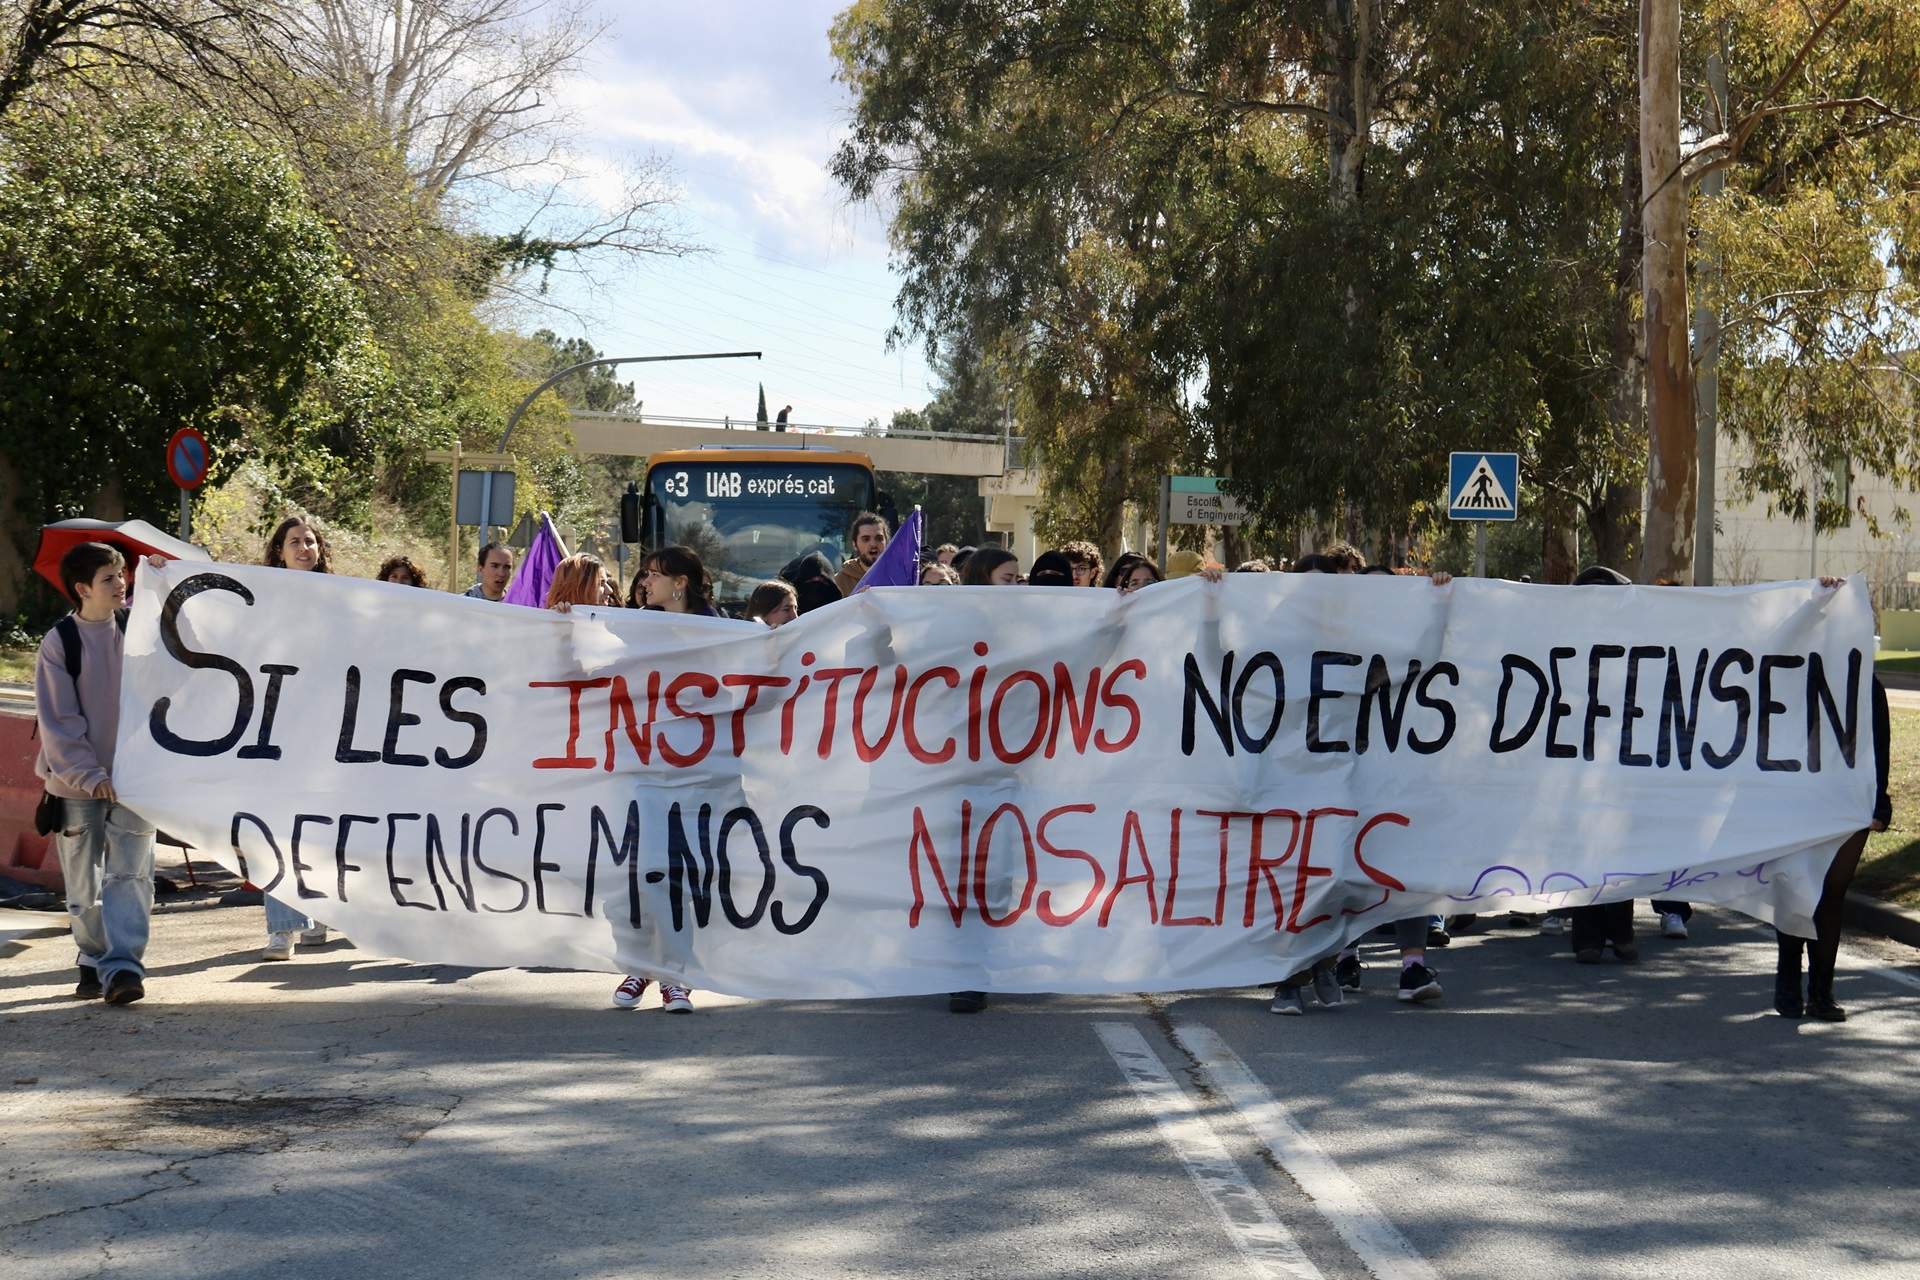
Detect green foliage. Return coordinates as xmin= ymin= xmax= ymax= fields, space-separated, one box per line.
xmin=1695 ymin=1 xmax=1920 ymax=535
xmin=831 ymin=0 xmax=1644 ymax=563
xmin=835 ymin=0 xmax=1920 ymax=572
xmin=0 ymin=106 xmax=387 ymax=553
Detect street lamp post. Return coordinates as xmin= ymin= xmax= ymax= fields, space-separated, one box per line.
xmin=479 ymin=350 xmax=763 ymax=536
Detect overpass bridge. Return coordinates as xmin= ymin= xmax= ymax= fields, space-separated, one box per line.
xmin=568 ymin=411 xmax=1017 ymax=479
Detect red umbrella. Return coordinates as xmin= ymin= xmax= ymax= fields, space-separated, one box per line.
xmin=33 ymin=518 xmax=211 ymax=600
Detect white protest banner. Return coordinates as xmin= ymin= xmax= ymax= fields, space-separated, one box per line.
xmin=114 ymin=563 xmax=1875 ymax=998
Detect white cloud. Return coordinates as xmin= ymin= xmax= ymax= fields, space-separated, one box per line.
xmin=554 ymin=69 xmax=878 ymax=260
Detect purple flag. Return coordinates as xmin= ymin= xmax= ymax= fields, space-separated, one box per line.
xmin=852 ymin=507 xmax=923 ymax=593
xmin=502 ymin=513 xmax=569 ymax=607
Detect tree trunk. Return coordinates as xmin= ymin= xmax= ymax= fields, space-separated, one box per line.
xmin=0 ymin=452 xmax=29 ymax=617
xmin=1541 ymin=515 xmax=1578 ymax=584
xmin=1324 ymin=0 xmax=1373 ymax=214
xmin=1098 ymin=444 xmax=1128 ymax=559
xmin=1638 ymin=0 xmax=1695 ymax=583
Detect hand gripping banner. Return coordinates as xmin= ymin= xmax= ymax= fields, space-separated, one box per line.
xmin=113 ymin=563 xmax=1875 ymax=997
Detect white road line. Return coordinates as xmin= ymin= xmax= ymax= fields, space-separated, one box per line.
xmin=1172 ymin=1022 xmax=1444 ymax=1280
xmin=1094 ymin=1022 xmax=1327 ymax=1280
xmin=1840 ymin=947 xmax=1920 ymax=993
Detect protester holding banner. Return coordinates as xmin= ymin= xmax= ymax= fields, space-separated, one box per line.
xmin=1104 ymin=553 xmax=1161 ymax=594
xmin=1776 ymin=580 xmax=1891 ymax=1022
xmin=35 ymin=542 xmax=157 ymax=1005
xmin=747 ymin=579 xmax=798 ymax=627
xmin=1280 ymin=549 xmax=1448 ymax=1009
xmin=264 ymin=515 xmax=331 ymax=574
xmin=378 ymin=556 xmax=428 ymax=587
xmin=543 ymin=554 xmax=612 ymax=611
xmin=637 ymin=545 xmax=719 ymax=617
xmin=949 ymin=547 xmax=1029 ymax=1013
xmin=261 ymin=517 xmax=338 ymax=960
xmin=959 ymin=547 xmax=1019 ymax=586
xmin=834 ymin=512 xmax=889 ymax=597
xmin=465 ymin=542 xmax=515 ymax=601
xmin=1059 ymin=541 xmax=1103 ymax=588
xmin=1027 ymin=550 xmax=1075 ymax=587
xmin=607 ymin=546 xmax=717 ymax=1012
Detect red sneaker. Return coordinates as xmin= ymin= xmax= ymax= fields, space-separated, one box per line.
xmin=612 ymin=975 xmax=649 ymax=1009
xmin=658 ymin=983 xmax=694 ymax=1013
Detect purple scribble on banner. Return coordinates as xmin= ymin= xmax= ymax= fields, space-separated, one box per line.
xmin=502 ymin=513 xmax=569 ymax=607
xmin=852 ymin=507 xmax=924 ymax=593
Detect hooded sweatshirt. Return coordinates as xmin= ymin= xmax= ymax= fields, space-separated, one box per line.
xmin=34 ymin=613 xmax=122 ymax=800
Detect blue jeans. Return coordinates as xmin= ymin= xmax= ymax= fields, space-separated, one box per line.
xmin=264 ymin=893 xmax=313 ymax=935
xmin=54 ymin=797 xmax=155 ymax=982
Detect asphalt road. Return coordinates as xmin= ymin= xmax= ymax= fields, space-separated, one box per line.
xmin=5 ymin=878 xmax=1920 ymax=1280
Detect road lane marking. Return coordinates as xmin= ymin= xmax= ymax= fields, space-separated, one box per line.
xmin=1172 ymin=1022 xmax=1444 ymax=1280
xmin=1094 ymin=1022 xmax=1327 ymax=1280
xmin=1840 ymin=947 xmax=1920 ymax=994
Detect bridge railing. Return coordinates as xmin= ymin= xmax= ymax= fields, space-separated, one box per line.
xmin=571 ymin=409 xmax=1015 ymax=450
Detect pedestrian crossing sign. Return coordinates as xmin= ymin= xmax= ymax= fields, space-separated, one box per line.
xmin=1448 ymin=452 xmax=1519 ymax=521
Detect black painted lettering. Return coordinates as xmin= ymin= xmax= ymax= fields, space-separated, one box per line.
xmin=149 ymin=573 xmax=255 ymax=757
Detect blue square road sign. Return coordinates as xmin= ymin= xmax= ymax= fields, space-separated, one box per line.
xmin=1447 ymin=452 xmax=1519 ymax=521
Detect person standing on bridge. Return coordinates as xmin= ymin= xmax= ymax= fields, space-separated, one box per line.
xmin=834 ymin=512 xmax=889 ymax=597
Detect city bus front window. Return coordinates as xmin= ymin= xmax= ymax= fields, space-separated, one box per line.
xmin=647 ymin=461 xmax=874 ymax=606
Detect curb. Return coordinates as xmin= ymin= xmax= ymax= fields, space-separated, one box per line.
xmin=1845 ymin=891 xmax=1920 ymax=950
xmin=1876 ymin=670 xmax=1920 ymax=692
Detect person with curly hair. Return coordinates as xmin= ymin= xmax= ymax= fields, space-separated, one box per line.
xmin=376 ymin=556 xmax=427 ymax=587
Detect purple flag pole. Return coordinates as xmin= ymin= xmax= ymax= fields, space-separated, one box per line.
xmin=502 ymin=513 xmax=569 ymax=607
xmin=852 ymin=507 xmax=924 ymax=593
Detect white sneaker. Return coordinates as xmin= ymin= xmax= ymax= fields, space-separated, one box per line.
xmin=299 ymin=925 xmax=329 ymax=945
xmin=1660 ymin=912 xmax=1689 ymax=940
xmin=262 ymin=932 xmax=296 ymax=961
xmin=658 ymin=983 xmax=694 ymax=1013
xmin=612 ymin=975 xmax=649 ymax=1009
xmin=1541 ymin=915 xmax=1568 ymax=936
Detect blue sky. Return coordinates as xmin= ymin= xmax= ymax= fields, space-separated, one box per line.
xmin=526 ymin=0 xmax=936 ymax=429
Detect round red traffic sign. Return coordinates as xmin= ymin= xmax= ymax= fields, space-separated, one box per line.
xmin=166 ymin=427 xmax=210 ymax=491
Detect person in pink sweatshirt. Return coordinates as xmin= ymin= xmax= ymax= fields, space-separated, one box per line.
xmin=35 ymin=542 xmax=156 ymax=1006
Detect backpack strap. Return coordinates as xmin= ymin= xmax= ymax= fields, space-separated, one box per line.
xmin=54 ymin=615 xmax=82 ymax=683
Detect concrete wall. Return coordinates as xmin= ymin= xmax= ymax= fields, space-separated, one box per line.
xmin=1712 ymin=437 xmax=1920 ymax=589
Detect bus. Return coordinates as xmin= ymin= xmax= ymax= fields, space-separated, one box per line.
xmin=635 ymin=446 xmax=884 ymax=609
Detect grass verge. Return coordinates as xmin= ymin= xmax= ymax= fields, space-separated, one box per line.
xmin=1859 ymin=706 xmax=1920 ymax=909
xmin=0 ymin=641 xmax=33 ymax=686
xmin=1877 ymin=650 xmax=1920 ymax=676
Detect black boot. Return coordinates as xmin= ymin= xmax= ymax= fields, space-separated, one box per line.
xmin=1806 ymin=938 xmax=1846 ymax=1022
xmin=1774 ymin=933 xmax=1804 ymax=1018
